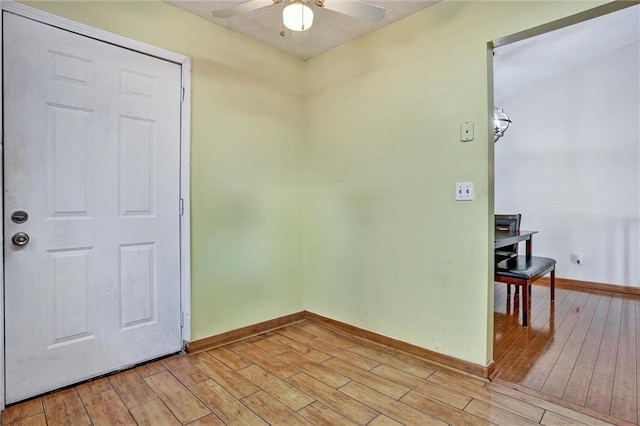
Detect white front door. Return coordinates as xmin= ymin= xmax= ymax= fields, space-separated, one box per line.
xmin=4 ymin=12 xmax=182 ymax=403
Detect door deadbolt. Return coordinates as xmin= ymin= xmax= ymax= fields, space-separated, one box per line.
xmin=11 ymin=210 xmax=28 ymax=224
xmin=12 ymin=232 xmax=29 ymax=247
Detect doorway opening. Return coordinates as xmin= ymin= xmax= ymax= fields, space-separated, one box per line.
xmin=490 ymin=3 xmax=640 ymax=423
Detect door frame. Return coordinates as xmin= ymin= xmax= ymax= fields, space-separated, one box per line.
xmin=0 ymin=0 xmax=192 ymax=408
xmin=486 ymin=0 xmax=637 ymax=370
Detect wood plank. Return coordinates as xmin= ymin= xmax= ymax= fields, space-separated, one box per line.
xmin=9 ymin=413 xmax=47 ymax=426
xmin=297 ymin=401 xmax=358 ymax=426
xmin=610 ymin=299 xmax=637 ymax=423
xmin=188 ymin=351 xmax=260 ymax=398
xmin=81 ymin=389 xmax=136 ymax=426
xmin=497 ymin=296 xmax=565 ymax=377
xmin=541 ymin=411 xmax=590 ymax=426
xmin=339 ymin=381 xmax=446 ymax=425
xmin=367 ymin=415 xmax=404 ymax=426
xmin=495 ymin=287 xmax=572 ymax=366
xmin=540 ymin=293 xmax=600 ymax=398
xmin=406 ymin=359 xmax=487 ymax=388
xmin=618 ymin=297 xmax=636 ymax=337
xmin=229 ymin=341 xmax=299 ymax=379
xmin=562 ymin=299 xmax=609 ymax=406
xmin=129 ymin=399 xmax=181 ymax=426
xmin=108 ymin=370 xmax=158 ymax=409
xmin=207 ymin=346 xmax=252 ymax=370
xmin=463 ymin=399 xmax=540 ymax=426
xmin=162 ymin=355 xmax=209 ymax=387
xmin=267 ymin=333 xmax=332 ymax=363
xmin=499 ymin=290 xmax=581 ymax=384
xmin=428 ymin=372 xmax=544 ymax=422
xmin=145 ymin=371 xmax=211 ymax=424
xmin=494 ymin=285 xmax=558 ymax=360
xmin=371 ymin=364 xmax=471 ymax=409
xmin=287 ymin=373 xmax=378 ymax=425
xmin=251 ymin=333 xmax=291 ymax=355
xmin=276 ymin=351 xmax=350 ymax=388
xmin=238 ymin=364 xmax=315 ymax=411
xmin=294 ymin=321 xmax=358 ymax=348
xmin=76 ymin=378 xmax=113 ymax=399
xmin=189 ymin=379 xmax=266 ymax=426
xmin=1 ymin=398 xmax=43 ymax=424
xmin=42 ymin=388 xmax=91 ymax=426
xmin=242 ymin=391 xmax=311 ymax=425
xmin=322 ymin=358 xmax=409 ymax=400
xmin=186 ymin=414 xmax=226 ymax=425
xmin=278 ymin=327 xmax=379 ymax=371
xmin=495 ymin=286 xmax=568 ymax=352
xmin=135 ymin=361 xmax=167 ymax=377
xmin=586 ymin=296 xmax=623 ymax=414
xmin=488 ymin=381 xmax=616 ymax=426
xmin=347 ymin=343 xmax=435 ymax=379
xmin=523 ymin=292 xmax=592 ymax=391
xmin=590 ymin=293 xmax=614 ymax=330
xmin=400 ymin=390 xmax=495 ymax=426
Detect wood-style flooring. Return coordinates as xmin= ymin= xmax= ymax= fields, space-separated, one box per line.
xmin=3 ymin=319 xmax=625 ymax=425
xmin=494 ymin=282 xmax=640 ymax=425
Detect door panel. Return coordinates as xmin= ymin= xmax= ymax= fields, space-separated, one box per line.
xmin=3 ymin=12 xmax=182 ymax=403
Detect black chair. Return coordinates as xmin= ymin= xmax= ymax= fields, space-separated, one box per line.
xmin=494 ymin=214 xmax=556 ymax=326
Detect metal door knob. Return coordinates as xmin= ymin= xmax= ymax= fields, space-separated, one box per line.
xmin=12 ymin=232 xmax=29 ymax=247
xmin=11 ymin=210 xmax=29 ymax=224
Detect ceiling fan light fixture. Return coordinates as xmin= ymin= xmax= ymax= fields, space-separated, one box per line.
xmin=283 ymin=1 xmax=313 ymax=32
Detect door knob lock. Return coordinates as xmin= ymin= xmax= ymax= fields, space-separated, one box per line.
xmin=11 ymin=210 xmax=29 ymax=224
xmin=12 ymin=232 xmax=29 ymax=247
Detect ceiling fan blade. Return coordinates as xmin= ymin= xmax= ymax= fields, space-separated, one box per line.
xmin=212 ymin=0 xmax=275 ymax=19
xmin=322 ymin=1 xmax=386 ymax=22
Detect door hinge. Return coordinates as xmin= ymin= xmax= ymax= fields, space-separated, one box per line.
xmin=181 ymin=87 xmax=185 ymax=103
xmin=179 ymin=198 xmax=184 ymax=216
xmin=180 ymin=312 xmax=185 ymax=328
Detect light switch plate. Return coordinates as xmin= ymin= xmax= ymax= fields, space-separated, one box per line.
xmin=460 ymin=121 xmax=474 ymax=142
xmin=456 ymin=182 xmax=474 ymax=201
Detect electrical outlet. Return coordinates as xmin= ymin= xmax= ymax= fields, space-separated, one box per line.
xmin=455 ymin=182 xmax=474 ymax=201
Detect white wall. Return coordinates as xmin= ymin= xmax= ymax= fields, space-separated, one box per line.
xmin=495 ymin=42 xmax=640 ymax=287
xmin=304 ymin=0 xmax=610 ymax=367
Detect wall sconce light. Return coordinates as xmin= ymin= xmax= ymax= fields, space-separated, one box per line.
xmin=283 ymin=0 xmax=314 ymax=31
xmin=494 ymin=107 xmax=512 ymax=142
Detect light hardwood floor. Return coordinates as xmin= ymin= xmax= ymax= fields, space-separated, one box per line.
xmin=494 ymin=282 xmax=640 ymax=425
xmin=2 ymin=319 xmax=628 ymax=425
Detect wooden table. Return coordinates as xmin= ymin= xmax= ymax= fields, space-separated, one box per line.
xmin=495 ymin=230 xmax=538 ymax=258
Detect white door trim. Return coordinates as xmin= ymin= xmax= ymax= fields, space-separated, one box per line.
xmin=0 ymin=0 xmax=192 ymax=409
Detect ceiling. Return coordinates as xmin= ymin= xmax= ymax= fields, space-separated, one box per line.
xmin=166 ymin=0 xmax=440 ymax=59
xmin=494 ymin=5 xmax=640 ymax=105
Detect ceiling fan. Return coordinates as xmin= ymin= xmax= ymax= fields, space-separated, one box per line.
xmin=212 ymin=0 xmax=386 ymax=32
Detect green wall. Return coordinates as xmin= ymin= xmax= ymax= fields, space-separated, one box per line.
xmin=22 ymin=0 xmax=612 ymax=366
xmin=24 ymin=0 xmax=307 ymax=341
xmin=303 ymin=0 xmax=608 ymax=366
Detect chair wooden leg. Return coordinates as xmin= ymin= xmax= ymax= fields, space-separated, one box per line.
xmin=521 ymin=283 xmax=528 ymax=327
xmin=550 ymin=268 xmax=555 ymax=301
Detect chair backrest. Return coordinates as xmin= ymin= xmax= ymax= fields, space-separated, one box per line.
xmin=495 ymin=214 xmax=522 ymax=259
